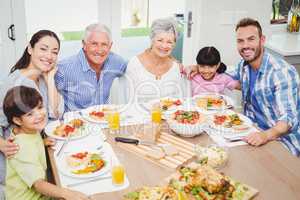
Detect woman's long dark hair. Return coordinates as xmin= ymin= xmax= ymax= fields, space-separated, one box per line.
xmin=10 ymin=30 xmax=60 ymax=73
xmin=196 ymin=46 xmax=227 ymax=74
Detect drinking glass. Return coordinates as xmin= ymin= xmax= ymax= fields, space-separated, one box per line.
xmin=151 ymin=106 xmax=162 ymax=124
xmin=111 ymin=164 xmax=125 ymax=185
xmin=107 ymin=111 xmax=120 ymax=134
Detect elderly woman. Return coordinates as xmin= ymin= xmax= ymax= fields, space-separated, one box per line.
xmin=125 ymin=17 xmax=190 ymax=103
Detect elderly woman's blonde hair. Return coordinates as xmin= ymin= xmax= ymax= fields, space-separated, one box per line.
xmin=150 ymin=17 xmax=178 ymax=42
xmin=83 ymin=23 xmax=112 ymax=43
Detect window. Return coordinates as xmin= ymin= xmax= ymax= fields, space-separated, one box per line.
xmin=271 ymin=0 xmax=293 ymax=24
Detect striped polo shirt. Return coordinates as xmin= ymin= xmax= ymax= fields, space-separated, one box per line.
xmin=55 ymin=49 xmax=127 ymax=111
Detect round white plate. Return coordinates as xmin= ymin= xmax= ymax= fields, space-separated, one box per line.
xmin=44 ymin=120 xmax=91 ymax=140
xmin=81 ymin=105 xmax=122 ymax=124
xmin=56 ymin=151 xmax=111 ymax=179
xmin=193 ymin=94 xmax=235 ymax=114
xmin=209 ymin=111 xmax=253 ymax=135
xmin=145 ymin=97 xmax=183 ymax=114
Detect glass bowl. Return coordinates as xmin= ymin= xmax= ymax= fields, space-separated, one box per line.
xmin=194 ymin=143 xmax=229 ymax=169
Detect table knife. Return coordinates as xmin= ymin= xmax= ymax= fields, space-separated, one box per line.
xmin=56 ymin=133 xmax=71 ymax=157
xmin=115 ymin=137 xmax=155 ymax=146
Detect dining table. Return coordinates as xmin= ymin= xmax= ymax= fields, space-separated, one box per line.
xmin=47 ymin=99 xmax=300 ymax=200
xmin=47 ymin=120 xmax=300 ymax=200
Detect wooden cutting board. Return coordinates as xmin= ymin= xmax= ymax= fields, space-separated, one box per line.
xmin=116 ymin=131 xmax=196 ymax=170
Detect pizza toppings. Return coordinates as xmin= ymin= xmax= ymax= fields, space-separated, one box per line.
xmin=213 ymin=114 xmax=243 ymax=128
xmin=160 ymin=99 xmax=182 ymax=111
xmin=66 ymin=152 xmax=106 ymax=175
xmin=173 ymin=110 xmax=201 ymax=124
xmin=54 ymin=119 xmax=85 ymax=137
xmin=196 ymin=95 xmax=227 ymax=110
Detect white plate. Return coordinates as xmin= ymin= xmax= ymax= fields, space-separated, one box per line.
xmin=44 ymin=120 xmax=90 ymax=140
xmin=81 ymin=105 xmax=122 ymax=124
xmin=145 ymin=97 xmax=183 ymax=114
xmin=193 ymin=94 xmax=234 ymax=114
xmin=56 ymin=151 xmax=111 ymax=179
xmin=209 ymin=111 xmax=253 ymax=137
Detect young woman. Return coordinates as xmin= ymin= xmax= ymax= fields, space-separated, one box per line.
xmin=0 ymin=30 xmax=63 ymax=190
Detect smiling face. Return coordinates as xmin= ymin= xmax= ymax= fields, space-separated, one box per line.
xmin=236 ymin=25 xmax=265 ymax=64
xmin=83 ymin=31 xmax=112 ymax=69
xmin=198 ymin=64 xmax=219 ymax=80
xmin=13 ymin=102 xmax=47 ymax=133
xmin=151 ymin=32 xmax=176 ymax=58
xmin=27 ymin=36 xmax=59 ymax=73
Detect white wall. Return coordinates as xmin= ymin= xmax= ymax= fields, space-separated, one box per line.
xmin=24 ymin=0 xmax=98 ymax=34
xmin=184 ymin=0 xmax=272 ymax=66
xmin=149 ymin=0 xmax=185 ymax=23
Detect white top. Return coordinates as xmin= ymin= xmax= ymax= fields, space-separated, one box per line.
xmin=125 ymin=56 xmax=190 ymax=103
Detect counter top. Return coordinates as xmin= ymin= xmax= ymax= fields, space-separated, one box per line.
xmin=266 ymin=32 xmax=300 ymax=56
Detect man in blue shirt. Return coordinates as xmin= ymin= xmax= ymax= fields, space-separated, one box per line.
xmin=55 ymin=23 xmax=127 ymax=111
xmin=231 ymin=18 xmax=300 ymax=156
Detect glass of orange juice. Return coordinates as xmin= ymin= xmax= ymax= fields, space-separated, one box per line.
xmin=151 ymin=105 xmax=162 ymax=124
xmin=107 ymin=111 xmax=120 ymax=134
xmin=111 ymin=164 xmax=125 ymax=185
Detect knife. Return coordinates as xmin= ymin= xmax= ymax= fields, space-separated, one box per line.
xmin=225 ymin=136 xmax=245 ymax=142
xmin=115 ymin=137 xmax=156 ymax=146
xmin=56 ymin=132 xmax=71 ymax=157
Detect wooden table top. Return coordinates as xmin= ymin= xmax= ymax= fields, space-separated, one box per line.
xmin=47 ymin=124 xmax=300 ymax=200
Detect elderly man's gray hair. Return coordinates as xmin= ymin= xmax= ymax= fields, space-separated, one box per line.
xmin=150 ymin=17 xmax=178 ymax=42
xmin=83 ymin=23 xmax=112 ymax=42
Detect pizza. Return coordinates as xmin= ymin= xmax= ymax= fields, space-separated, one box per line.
xmin=195 ymin=95 xmax=227 ymax=110
xmin=160 ymin=98 xmax=182 ymax=111
xmin=66 ymin=152 xmax=105 ymax=175
xmin=53 ymin=119 xmax=85 ymax=138
xmin=88 ymin=107 xmax=114 ymax=121
xmin=213 ymin=113 xmax=250 ymax=131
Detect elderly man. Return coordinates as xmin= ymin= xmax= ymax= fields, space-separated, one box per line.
xmin=55 ymin=23 xmax=127 ymax=111
xmin=231 ymin=18 xmax=300 ymax=156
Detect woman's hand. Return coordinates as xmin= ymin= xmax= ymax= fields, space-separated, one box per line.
xmin=42 ymin=66 xmax=57 ymax=83
xmin=43 ymin=137 xmax=56 ymax=147
xmin=0 ymin=136 xmax=19 ymax=158
xmin=42 ymin=66 xmax=61 ymax=118
xmin=184 ymin=65 xmax=198 ymax=79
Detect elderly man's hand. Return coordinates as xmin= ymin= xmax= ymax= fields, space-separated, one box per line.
xmin=244 ymin=131 xmax=269 ymax=146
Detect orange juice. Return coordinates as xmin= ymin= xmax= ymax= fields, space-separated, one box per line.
xmin=151 ymin=107 xmax=162 ymax=123
xmin=108 ymin=111 xmax=120 ymax=130
xmin=112 ymin=165 xmax=125 ymax=185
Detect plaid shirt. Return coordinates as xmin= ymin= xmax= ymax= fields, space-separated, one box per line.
xmin=230 ymin=50 xmax=300 ymax=156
